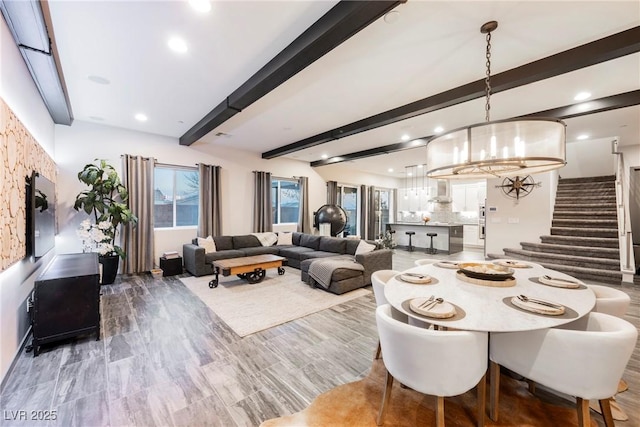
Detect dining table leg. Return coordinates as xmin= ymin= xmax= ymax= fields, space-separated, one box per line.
xmin=489 ymin=361 xmax=500 ymax=422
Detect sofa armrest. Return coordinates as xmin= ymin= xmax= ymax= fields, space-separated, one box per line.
xmin=183 ymin=244 xmax=214 ymax=277
xmin=356 ymin=248 xmax=393 ymax=286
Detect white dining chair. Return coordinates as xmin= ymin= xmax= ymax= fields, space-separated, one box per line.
xmin=587 ymin=284 xmax=631 ymax=318
xmin=414 ymin=258 xmax=439 ymax=266
xmin=371 ymin=270 xmax=407 ymax=359
xmin=376 ymin=304 xmax=488 ymax=427
xmin=489 ymin=312 xmax=637 ymax=427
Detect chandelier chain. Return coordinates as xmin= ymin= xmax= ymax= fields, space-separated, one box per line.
xmin=484 ymin=30 xmax=492 ymax=122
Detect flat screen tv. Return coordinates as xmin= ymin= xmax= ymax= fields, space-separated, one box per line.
xmin=27 ymin=171 xmax=56 ymax=259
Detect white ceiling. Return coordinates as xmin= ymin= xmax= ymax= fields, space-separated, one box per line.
xmin=45 ymin=0 xmax=640 ymax=178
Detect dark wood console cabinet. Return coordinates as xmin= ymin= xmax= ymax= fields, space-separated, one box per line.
xmin=30 ymin=253 xmax=101 ymax=356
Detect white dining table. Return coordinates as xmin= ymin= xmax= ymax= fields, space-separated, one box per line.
xmin=384 ymin=261 xmax=596 ymax=332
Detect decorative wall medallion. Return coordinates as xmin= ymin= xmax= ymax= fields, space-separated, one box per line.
xmin=496 ymin=175 xmax=540 ymax=200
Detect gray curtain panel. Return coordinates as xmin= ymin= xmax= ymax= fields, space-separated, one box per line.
xmin=298 ymin=176 xmax=310 ymax=233
xmin=253 ymin=171 xmax=273 ymax=232
xmin=360 ymin=185 xmax=368 ymax=239
xmin=121 ymin=154 xmax=154 ymax=274
xmin=392 ymin=188 xmax=398 ymax=223
xmin=327 ymin=180 xmax=338 ymax=205
xmin=367 ymin=186 xmax=377 ymax=240
xmin=198 ymin=164 xmax=222 ymax=237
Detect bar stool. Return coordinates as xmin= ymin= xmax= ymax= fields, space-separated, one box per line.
xmin=405 ymin=231 xmax=415 ymax=252
xmin=426 ymin=233 xmax=437 ymax=254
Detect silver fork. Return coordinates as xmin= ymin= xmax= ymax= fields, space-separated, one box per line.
xmin=518 ymin=295 xmax=563 ymax=309
xmin=423 ymin=297 xmax=444 ymax=310
xmin=418 ymin=295 xmax=435 ymax=308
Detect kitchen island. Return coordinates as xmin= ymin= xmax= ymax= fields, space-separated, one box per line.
xmin=388 ymin=222 xmax=463 ymax=254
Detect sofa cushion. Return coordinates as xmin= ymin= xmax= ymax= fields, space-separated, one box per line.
xmin=300 ymin=234 xmax=321 ymax=250
xmin=213 ymin=236 xmax=234 ymax=251
xmin=241 ymin=246 xmax=280 ymax=256
xmin=292 ymin=232 xmax=303 ymax=246
xmin=204 ymin=250 xmax=244 ymax=263
xmin=233 ymin=235 xmax=261 ymax=249
xmin=197 ymin=236 xmax=216 ymax=253
xmin=277 ymin=246 xmax=314 ymax=260
xmin=277 ymin=232 xmax=293 ymax=245
xmin=345 ymin=239 xmax=361 ymax=255
xmin=318 ymin=236 xmax=346 ymax=254
xmin=299 ymin=251 xmax=346 ymax=261
xmin=355 ymin=240 xmax=376 ymax=255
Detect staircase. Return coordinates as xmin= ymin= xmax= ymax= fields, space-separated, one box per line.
xmin=490 ymin=175 xmax=623 ymax=284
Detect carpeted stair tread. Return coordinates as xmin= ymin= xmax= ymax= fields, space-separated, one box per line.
xmin=553 ymin=211 xmax=617 ymax=218
xmin=554 ymin=203 xmax=616 ymax=210
xmin=556 ymin=188 xmax=615 ymax=195
xmin=551 ymin=227 xmax=618 ymax=238
xmin=502 ymin=248 xmax=620 ymax=270
xmin=540 ymin=235 xmax=619 ymax=248
xmin=558 ymin=175 xmax=615 ymax=184
xmin=520 ymin=242 xmax=620 ymax=259
xmin=555 ymin=196 xmax=616 ymax=204
xmin=552 ymin=219 xmax=618 ymax=229
xmin=488 ymin=253 xmax=622 ymax=284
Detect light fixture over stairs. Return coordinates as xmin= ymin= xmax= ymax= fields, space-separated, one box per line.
xmin=489 ymin=175 xmax=622 ymax=284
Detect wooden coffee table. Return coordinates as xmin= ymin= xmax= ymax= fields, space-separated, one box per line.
xmin=209 ymin=254 xmax=287 ymax=288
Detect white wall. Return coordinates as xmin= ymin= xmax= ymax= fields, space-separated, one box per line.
xmin=562 ymin=138 xmax=616 ymax=179
xmin=0 ymin=17 xmax=56 ymax=383
xmin=484 ymin=172 xmax=557 ymax=256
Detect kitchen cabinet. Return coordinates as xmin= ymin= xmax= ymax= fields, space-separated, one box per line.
xmin=463 ymin=225 xmax=482 ymax=247
xmin=451 ymin=182 xmax=487 ymax=212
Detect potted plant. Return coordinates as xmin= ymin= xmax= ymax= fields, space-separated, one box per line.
xmin=74 ymin=159 xmax=138 ymax=284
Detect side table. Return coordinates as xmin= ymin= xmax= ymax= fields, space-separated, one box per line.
xmin=160 ymin=256 xmax=183 ymax=276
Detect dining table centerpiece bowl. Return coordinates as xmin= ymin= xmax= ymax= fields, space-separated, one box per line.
xmin=457 ymin=262 xmax=515 ymax=281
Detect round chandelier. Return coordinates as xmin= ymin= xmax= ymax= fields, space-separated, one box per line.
xmin=426 ymin=21 xmax=566 ymax=179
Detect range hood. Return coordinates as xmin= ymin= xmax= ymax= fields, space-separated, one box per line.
xmin=429 ymin=179 xmax=452 ymax=203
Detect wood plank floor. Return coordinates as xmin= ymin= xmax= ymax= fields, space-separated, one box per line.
xmin=0 ymin=248 xmax=638 ymax=427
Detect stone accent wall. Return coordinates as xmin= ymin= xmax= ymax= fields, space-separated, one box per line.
xmin=0 ymin=98 xmax=56 ymax=272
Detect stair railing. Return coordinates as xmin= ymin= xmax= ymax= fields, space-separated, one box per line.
xmin=612 ymin=138 xmax=635 ymax=281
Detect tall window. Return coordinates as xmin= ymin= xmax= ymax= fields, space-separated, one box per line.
xmin=272 ymin=178 xmax=300 ymax=224
xmin=154 ymin=166 xmax=199 ymax=228
xmin=338 ymin=185 xmax=359 ymax=236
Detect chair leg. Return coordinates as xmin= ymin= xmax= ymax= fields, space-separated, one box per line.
xmin=526 ymin=379 xmax=536 ymax=394
xmin=599 ymin=398 xmax=615 ymax=427
xmin=477 ymin=373 xmax=486 ymax=427
xmin=436 ymin=396 xmax=445 ymax=427
xmin=377 ymin=371 xmax=394 ymax=426
xmin=375 ymin=340 xmax=381 ymax=360
xmin=576 ymin=397 xmax=591 ymax=427
xmin=489 ymin=361 xmax=500 ymax=422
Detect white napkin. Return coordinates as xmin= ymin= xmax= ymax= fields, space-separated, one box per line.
xmin=494 ymin=260 xmax=532 ymax=268
xmin=409 ymin=298 xmax=456 ymax=318
xmin=435 ymin=261 xmax=459 ymax=269
xmin=538 ymin=275 xmax=582 ymax=289
xmin=511 ymin=296 xmax=565 ymax=315
xmin=399 ymin=273 xmax=432 ymax=284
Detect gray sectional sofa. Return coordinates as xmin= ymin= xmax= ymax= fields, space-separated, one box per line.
xmin=182 ymin=232 xmax=392 ymax=294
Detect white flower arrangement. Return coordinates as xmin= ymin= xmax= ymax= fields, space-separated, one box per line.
xmin=77 ymin=219 xmax=116 ymax=256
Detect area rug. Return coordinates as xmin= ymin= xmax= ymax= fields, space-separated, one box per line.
xmin=180 ymin=267 xmax=370 ymax=337
xmin=260 ymin=358 xmax=597 ymax=427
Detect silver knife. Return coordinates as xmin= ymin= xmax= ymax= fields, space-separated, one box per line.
xmin=543 ymin=275 xmax=578 ymax=284
xmin=518 ymin=295 xmax=564 ymax=309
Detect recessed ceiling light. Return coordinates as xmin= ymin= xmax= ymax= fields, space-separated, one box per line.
xmin=135 ymin=113 xmax=148 ymax=122
xmin=574 ymin=92 xmax=591 ymax=101
xmin=88 ymin=75 xmax=110 ymax=85
xmin=168 ymin=36 xmax=188 ymax=53
xmin=401 ymin=134 xmax=410 ymax=141
xmin=434 ymin=126 xmax=444 ymax=133
xmin=321 ymin=154 xmax=328 ymax=159
xmin=188 ymin=0 xmax=211 ymax=13
xmin=407 ymin=172 xmax=412 ymax=176
xmin=576 ymin=134 xmax=589 ymax=140
xmin=383 ymin=10 xmax=400 ymax=24
xmin=388 ymin=168 xmax=394 ymax=173
xmin=417 ymin=164 xmax=423 ymax=168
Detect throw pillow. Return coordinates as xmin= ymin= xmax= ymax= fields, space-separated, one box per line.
xmin=277 ymin=232 xmax=293 ymax=246
xmin=355 ymin=240 xmax=376 ymax=255
xmin=197 ymin=236 xmax=216 ymax=253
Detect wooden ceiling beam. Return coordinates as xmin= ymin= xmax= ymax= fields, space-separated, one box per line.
xmin=179 ymin=0 xmax=405 ymax=146
xmin=266 ymin=26 xmax=640 ymax=159
xmin=310 ymin=90 xmax=640 ymax=167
